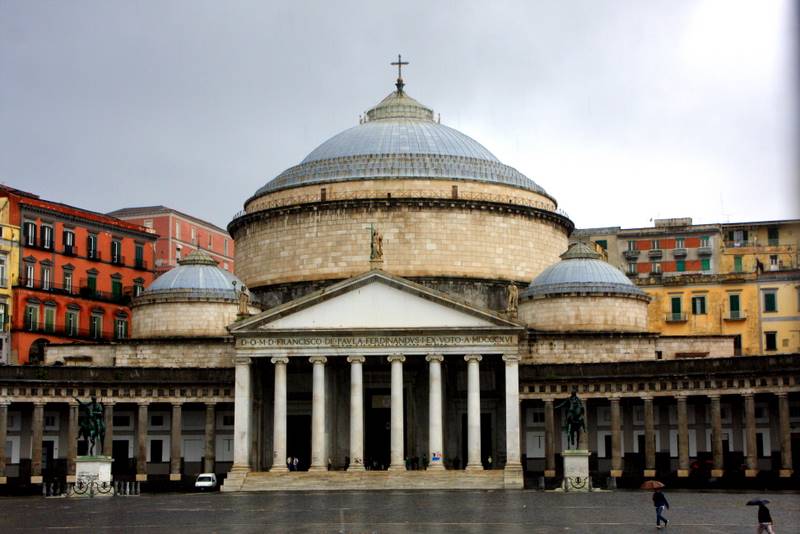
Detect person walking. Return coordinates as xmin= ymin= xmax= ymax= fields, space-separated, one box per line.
xmin=287 ymin=456 xmax=294 ymax=471
xmin=652 ymin=489 xmax=669 ymax=528
xmin=757 ymin=503 xmax=775 ymax=533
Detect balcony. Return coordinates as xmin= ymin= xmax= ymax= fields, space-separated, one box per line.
xmin=647 ymin=249 xmax=663 ymax=259
xmin=665 ymin=312 xmax=688 ymax=322
xmin=724 ymin=240 xmax=755 ymax=248
xmin=134 ymin=258 xmax=148 ymax=270
xmin=697 ymin=246 xmax=713 ymax=257
xmin=16 ymin=277 xmax=133 ymax=305
xmin=63 ymin=245 xmax=77 ymax=257
xmin=18 ymin=323 xmax=112 ymax=341
xmin=672 ymin=248 xmax=687 ymax=258
xmin=110 ymin=254 xmax=125 ymax=266
xmin=623 ymin=249 xmax=640 ymax=260
xmin=78 ymin=284 xmax=132 ymax=305
xmin=87 ymin=249 xmax=102 ymax=261
xmin=723 ymin=311 xmax=747 ymax=321
xmin=16 ymin=277 xmax=77 ymax=296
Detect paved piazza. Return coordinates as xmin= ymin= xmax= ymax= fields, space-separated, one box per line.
xmin=1 ymin=490 xmax=797 ymax=533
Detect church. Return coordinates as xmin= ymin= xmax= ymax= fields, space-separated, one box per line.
xmin=3 ymin=66 xmax=798 ymax=492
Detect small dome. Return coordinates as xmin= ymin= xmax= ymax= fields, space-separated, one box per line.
xmin=145 ymin=249 xmax=246 ymax=299
xmin=523 ymin=242 xmax=647 ymax=299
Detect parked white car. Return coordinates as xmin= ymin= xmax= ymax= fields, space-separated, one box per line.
xmin=194 ymin=473 xmax=217 ymax=491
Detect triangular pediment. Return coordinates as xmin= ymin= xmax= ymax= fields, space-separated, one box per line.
xmin=231 ymin=270 xmax=522 ymax=332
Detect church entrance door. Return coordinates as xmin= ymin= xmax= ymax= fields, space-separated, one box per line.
xmin=287 ymin=415 xmax=311 ymax=471
xmin=365 ymin=389 xmax=391 ymax=470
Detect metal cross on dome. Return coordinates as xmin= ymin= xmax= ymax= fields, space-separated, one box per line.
xmin=391 ymin=54 xmax=409 ymax=92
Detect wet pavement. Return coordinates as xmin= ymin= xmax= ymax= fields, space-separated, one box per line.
xmin=0 ymin=489 xmax=798 ymax=533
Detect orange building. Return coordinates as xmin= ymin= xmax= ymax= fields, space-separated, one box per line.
xmin=107 ymin=206 xmax=234 ymax=276
xmin=3 ymin=186 xmax=157 ymax=364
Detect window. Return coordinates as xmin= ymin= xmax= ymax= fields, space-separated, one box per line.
xmin=24 ymin=304 xmax=39 ymax=330
xmin=143 ymin=219 xmax=153 ymax=229
xmin=150 ymin=415 xmax=165 ymax=427
xmin=113 ymin=415 xmax=131 ymax=427
xmin=0 ymin=303 xmax=6 ymax=330
xmin=89 ymin=314 xmax=102 ymax=339
xmin=651 ymin=239 xmax=660 ymax=250
xmin=87 ymin=234 xmax=98 ymax=259
xmin=208 ymin=233 xmax=213 ymax=247
xmin=41 ymin=225 xmax=53 ymax=249
xmin=0 ymin=256 xmax=6 ymax=287
xmin=222 ymin=261 xmax=229 ymax=270
xmin=24 ymin=263 xmax=35 ymax=287
xmin=176 ymin=246 xmax=182 ymax=261
xmin=111 ymin=277 xmax=122 ymax=300
xmin=627 ymin=240 xmax=636 ymax=251
xmin=675 ymin=237 xmax=684 ymax=248
xmin=191 ymin=227 xmax=196 ymax=243
xmin=733 ymin=255 xmax=743 ymax=273
xmin=763 ymin=290 xmax=777 ymax=313
xmin=700 ymin=236 xmax=710 ymax=247
xmin=224 ymin=238 xmax=228 ymax=255
xmin=651 ymin=262 xmax=661 ymax=274
xmin=41 ymin=265 xmax=52 ymax=290
xmin=595 ymin=239 xmax=607 ymax=250
xmin=44 ymin=304 xmax=56 ymax=333
xmin=728 ymin=229 xmax=748 ymax=245
xmin=769 ymin=255 xmax=778 ymax=270
xmin=175 ymin=221 xmax=180 ymax=239
xmin=86 ymin=273 xmax=97 ymax=294
xmin=65 ymin=309 xmax=79 ymax=336
xmin=729 ymin=294 xmax=742 ymax=319
xmin=765 ymin=332 xmax=777 ymax=351
xmin=701 ymin=258 xmax=711 ymax=271
xmin=692 ymin=295 xmax=707 ymax=315
xmin=63 ymin=271 xmax=73 ymax=293
xmin=133 ymin=279 xmax=144 ymax=297
xmin=627 ymin=262 xmax=637 ymax=274
xmin=23 ymin=221 xmax=37 ymax=246
xmin=676 ymin=260 xmax=685 ymax=272
xmin=111 ymin=240 xmax=122 ymax=264
xmin=671 ymin=296 xmax=682 ymax=315
xmin=63 ymin=229 xmax=75 ymax=255
xmin=135 ymin=243 xmax=144 ymax=268
xmin=115 ymin=317 xmax=128 ymax=339
xmin=767 ymin=227 xmax=779 ymax=246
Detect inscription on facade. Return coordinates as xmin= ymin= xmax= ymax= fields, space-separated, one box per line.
xmin=238 ymin=334 xmax=516 ymax=349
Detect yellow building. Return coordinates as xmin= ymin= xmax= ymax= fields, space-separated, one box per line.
xmin=580 ymin=218 xmax=800 ymax=356
xmin=0 ymin=197 xmax=21 ymax=364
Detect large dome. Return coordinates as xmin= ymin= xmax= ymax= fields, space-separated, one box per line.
xmin=251 ymin=88 xmax=549 ymax=198
xmin=145 ymin=249 xmax=245 ymax=299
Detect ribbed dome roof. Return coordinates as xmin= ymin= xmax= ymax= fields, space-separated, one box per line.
xmin=250 ymin=86 xmax=550 ymax=199
xmin=523 ymin=242 xmax=647 ymax=299
xmin=145 ymin=249 xmax=246 ymax=299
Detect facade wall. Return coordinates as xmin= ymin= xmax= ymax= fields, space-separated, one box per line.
xmin=235 ymin=202 xmax=569 ymax=289
xmin=45 ymin=339 xmax=236 ymax=367
xmin=519 ymin=295 xmax=649 ymax=333
xmin=0 ymin=199 xmax=20 ymax=364
xmin=654 ymin=336 xmax=734 ymax=359
xmin=524 ymin=334 xmax=657 ymax=364
xmin=132 ymin=301 xmax=243 ymax=338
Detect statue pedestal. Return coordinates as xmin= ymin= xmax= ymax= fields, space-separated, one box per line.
xmin=562 ymin=450 xmax=591 ymax=492
xmin=70 ymin=456 xmax=114 ymax=497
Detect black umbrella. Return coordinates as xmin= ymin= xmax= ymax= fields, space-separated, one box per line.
xmin=746 ymin=499 xmax=770 ymax=506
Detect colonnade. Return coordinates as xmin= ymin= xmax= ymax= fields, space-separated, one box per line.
xmin=232 ymin=353 xmax=522 ymax=474
xmin=534 ymin=391 xmax=794 ymax=479
xmin=0 ymin=400 xmax=222 ymax=484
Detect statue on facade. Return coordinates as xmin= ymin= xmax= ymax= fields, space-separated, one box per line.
xmin=556 ymin=389 xmax=586 ymax=450
xmin=237 ymin=284 xmax=250 ymax=315
xmin=370 ymin=226 xmax=383 ymax=261
xmin=75 ymin=396 xmax=105 ymax=456
xmin=506 ymin=283 xmax=519 ymax=314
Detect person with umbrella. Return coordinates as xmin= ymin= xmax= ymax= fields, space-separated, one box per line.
xmin=642 ymin=480 xmax=669 ymax=528
xmin=747 ymin=499 xmax=775 ymax=533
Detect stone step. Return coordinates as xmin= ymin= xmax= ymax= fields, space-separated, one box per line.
xmin=237 ymin=469 xmax=509 ymax=492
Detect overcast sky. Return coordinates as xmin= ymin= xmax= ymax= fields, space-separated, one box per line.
xmin=1 ymin=0 xmax=797 ymax=231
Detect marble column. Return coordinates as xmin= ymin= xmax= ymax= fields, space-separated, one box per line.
xmin=203 ymin=402 xmax=216 ymax=474
xmin=309 ymin=356 xmax=327 ymax=471
xmin=66 ymin=401 xmax=78 ymax=482
xmin=426 ymin=354 xmax=445 ymax=470
xmin=0 ymin=401 xmax=8 ymax=484
xmin=610 ymin=397 xmax=622 ymax=477
xmin=270 ymin=357 xmax=289 ymax=472
xmin=709 ymin=395 xmax=724 ymax=477
xmin=387 ymin=354 xmax=406 ymax=471
xmin=744 ymin=393 xmax=758 ymax=477
xmin=676 ymin=396 xmax=690 ymax=477
xmin=503 ymin=355 xmax=522 ymax=480
xmin=136 ymin=402 xmax=148 ymax=481
xmin=643 ymin=397 xmax=656 ymax=477
xmin=232 ymin=356 xmax=252 ymax=471
xmin=103 ymin=401 xmax=114 ymax=457
xmin=544 ymin=399 xmax=556 ymax=477
xmin=777 ymin=393 xmax=793 ymax=477
xmin=170 ymin=402 xmax=182 ymax=480
xmin=347 ymin=356 xmax=365 ymax=471
xmin=465 ymin=355 xmax=483 ymax=470
xmin=31 ymin=402 xmax=44 ymax=484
